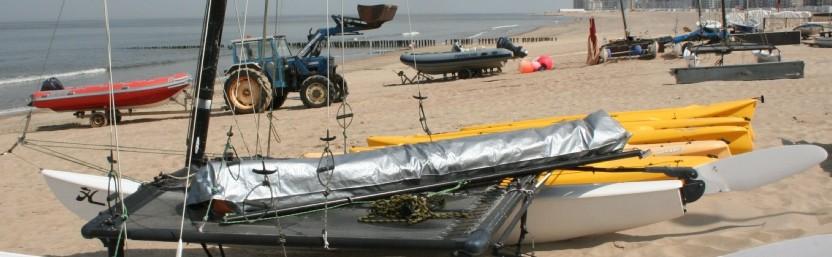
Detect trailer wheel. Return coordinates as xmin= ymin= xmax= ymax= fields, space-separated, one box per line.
xmin=90 ymin=112 xmax=107 ymax=128
xmin=458 ymin=69 xmax=474 ymax=79
xmin=599 ymin=46 xmax=610 ymax=63
xmin=300 ymin=75 xmax=334 ymax=108
xmin=680 ymin=42 xmax=693 ymax=58
xmin=645 ymin=41 xmax=659 ymax=60
xmin=223 ymin=68 xmax=274 ymax=114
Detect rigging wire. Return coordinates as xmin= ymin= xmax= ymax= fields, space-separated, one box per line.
xmin=102 ymin=0 xmax=131 ymax=254
xmin=252 ymin=6 xmax=266 ymax=158
xmin=319 ymin=0 xmax=333 ymax=249
xmin=22 ymin=143 xmax=109 ymax=173
xmin=3 ymin=0 xmax=66 ymax=156
xmin=176 ymin=0 xmax=216 ymax=255
xmin=274 ymin=0 xmax=282 ymax=35
xmin=219 ymin=0 xmax=255 ymax=156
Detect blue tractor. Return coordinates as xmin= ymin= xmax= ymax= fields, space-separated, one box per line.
xmin=223 ymin=5 xmax=397 ymax=113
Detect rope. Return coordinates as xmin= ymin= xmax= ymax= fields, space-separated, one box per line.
xmin=271 ymin=164 xmax=288 ymax=257
xmin=254 ymin=0 xmax=273 ymax=159
xmin=256 ymin=3 xmax=287 ymax=254
xmin=265 ymin=0 xmax=283 ymax=158
xmin=236 ymin=0 xmax=264 ymax=157
xmin=251 ymin=0 xmax=271 ymax=157
xmin=7 ymin=151 xmax=43 ymax=170
xmin=221 ymin=0 xmax=255 ymax=156
xmin=24 ymin=139 xmax=184 ymax=155
xmin=404 ymin=0 xmax=433 ymax=140
xmin=102 ymin=1 xmax=130 ymax=255
xmin=336 ymin=0 xmax=353 ymax=154
xmin=320 ymin=1 xmax=335 ymax=249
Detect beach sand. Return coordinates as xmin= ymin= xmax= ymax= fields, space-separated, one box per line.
xmin=0 ymin=11 xmax=831 ymax=257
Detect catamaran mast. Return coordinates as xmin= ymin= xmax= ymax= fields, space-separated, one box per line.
xmin=186 ymin=0 xmax=228 ymax=167
xmin=619 ymin=0 xmax=631 ymax=40
xmin=720 ymin=0 xmax=728 ymax=42
xmin=696 ymin=0 xmax=702 ymax=29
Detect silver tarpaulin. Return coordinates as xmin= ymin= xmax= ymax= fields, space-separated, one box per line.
xmin=187 ymin=111 xmax=630 ymax=209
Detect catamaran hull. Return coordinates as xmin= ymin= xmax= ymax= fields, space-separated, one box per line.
xmin=508 ymin=180 xmax=684 ymax=242
xmin=815 ymin=37 xmax=832 ymax=48
xmin=40 ymin=169 xmax=141 ymax=220
xmin=41 ymin=169 xmax=684 ymax=243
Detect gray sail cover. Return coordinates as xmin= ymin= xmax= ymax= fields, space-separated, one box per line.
xmin=187 ymin=111 xmax=630 ymax=209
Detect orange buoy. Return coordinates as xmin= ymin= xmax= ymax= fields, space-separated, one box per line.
xmin=536 ymin=55 xmax=554 ymax=70
xmin=531 ymin=61 xmax=542 ymax=71
xmin=519 ymin=59 xmax=534 ymax=73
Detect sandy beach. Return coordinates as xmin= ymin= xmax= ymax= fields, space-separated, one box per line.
xmin=0 ymin=11 xmax=831 ymax=257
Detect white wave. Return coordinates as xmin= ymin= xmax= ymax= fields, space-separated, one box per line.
xmin=491 ymin=24 xmax=519 ymax=30
xmin=467 ymin=32 xmax=486 ymax=39
xmin=0 ymin=106 xmax=34 ymax=117
xmin=401 ymin=32 xmax=420 ymax=37
xmin=0 ymin=68 xmax=106 ymax=86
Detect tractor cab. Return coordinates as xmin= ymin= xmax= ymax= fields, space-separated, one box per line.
xmin=229 ymin=36 xmax=290 ymax=88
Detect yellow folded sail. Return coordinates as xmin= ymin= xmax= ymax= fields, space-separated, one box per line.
xmin=461 ymin=98 xmax=757 ymax=132
xmin=366 ymin=125 xmax=752 ymax=154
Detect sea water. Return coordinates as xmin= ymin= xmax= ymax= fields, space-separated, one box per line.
xmin=0 ymin=13 xmax=567 ymax=111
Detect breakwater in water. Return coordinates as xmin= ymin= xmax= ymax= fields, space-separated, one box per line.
xmin=123 ymin=36 xmax=557 ymax=50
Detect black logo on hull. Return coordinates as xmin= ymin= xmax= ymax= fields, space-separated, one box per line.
xmin=76 ymin=187 xmax=105 ymax=206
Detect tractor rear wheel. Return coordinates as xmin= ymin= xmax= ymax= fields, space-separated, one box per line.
xmin=224 ymin=68 xmax=273 ymax=114
xmin=300 ymin=75 xmax=334 ymax=108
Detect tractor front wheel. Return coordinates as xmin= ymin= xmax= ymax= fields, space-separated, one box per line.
xmin=300 ymin=75 xmax=334 ymax=108
xmin=329 ymin=73 xmax=348 ymax=103
xmin=223 ymin=68 xmax=274 ymax=114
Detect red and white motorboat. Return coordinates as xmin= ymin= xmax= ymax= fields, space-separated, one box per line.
xmin=31 ymin=73 xmax=192 ymax=112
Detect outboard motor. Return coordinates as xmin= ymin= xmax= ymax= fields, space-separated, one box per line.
xmin=40 ymin=77 xmax=64 ymax=91
xmin=451 ymin=41 xmax=463 ymax=52
xmin=497 ymin=37 xmax=527 ymax=58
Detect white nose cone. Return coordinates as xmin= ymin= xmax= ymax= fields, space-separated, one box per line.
xmin=696 ymin=145 xmax=828 ymax=194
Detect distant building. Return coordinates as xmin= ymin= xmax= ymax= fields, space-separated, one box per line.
xmin=572 ymin=0 xmax=826 ymax=10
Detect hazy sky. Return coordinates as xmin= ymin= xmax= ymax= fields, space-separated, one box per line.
xmin=1 ymin=0 xmax=571 ymax=22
